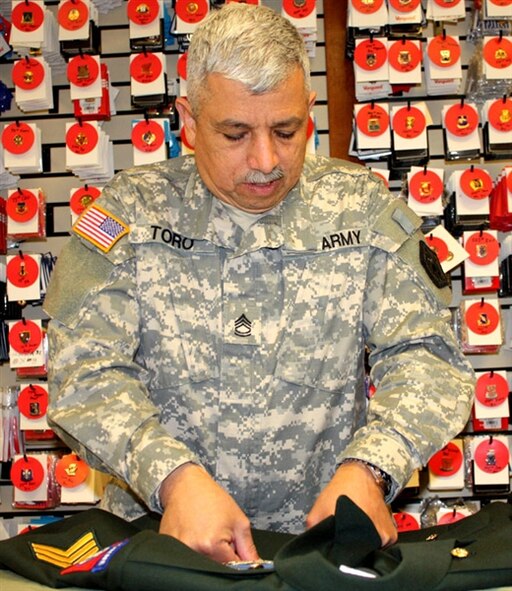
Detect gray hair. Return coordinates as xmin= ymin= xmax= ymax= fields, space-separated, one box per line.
xmin=185 ymin=3 xmax=311 ymax=113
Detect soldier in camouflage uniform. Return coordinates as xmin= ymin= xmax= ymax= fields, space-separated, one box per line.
xmin=43 ymin=3 xmax=475 ymax=566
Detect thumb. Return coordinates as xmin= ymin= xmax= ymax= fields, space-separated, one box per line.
xmin=233 ymin=527 xmax=260 ymax=561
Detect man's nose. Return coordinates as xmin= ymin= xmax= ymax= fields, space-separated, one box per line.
xmin=247 ymin=134 xmax=280 ymax=174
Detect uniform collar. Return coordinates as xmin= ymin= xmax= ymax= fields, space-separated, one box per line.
xmin=174 ymin=166 xmax=318 ymax=256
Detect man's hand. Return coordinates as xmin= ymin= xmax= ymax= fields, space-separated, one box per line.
xmin=306 ymin=462 xmax=397 ymax=547
xmin=159 ymin=463 xmax=260 ymax=564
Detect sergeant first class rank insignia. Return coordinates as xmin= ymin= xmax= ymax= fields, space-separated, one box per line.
xmin=73 ymin=204 xmax=129 ymax=252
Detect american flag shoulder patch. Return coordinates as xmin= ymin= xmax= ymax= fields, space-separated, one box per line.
xmin=73 ymin=204 xmax=129 ymax=253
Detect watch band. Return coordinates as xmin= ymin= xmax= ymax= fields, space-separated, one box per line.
xmin=340 ymin=459 xmax=392 ymax=498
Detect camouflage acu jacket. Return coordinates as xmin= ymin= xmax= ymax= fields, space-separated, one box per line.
xmin=43 ymin=154 xmax=474 ymax=533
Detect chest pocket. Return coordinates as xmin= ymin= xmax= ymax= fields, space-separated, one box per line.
xmin=130 ymin=226 xmax=220 ymax=389
xmin=273 ymin=248 xmax=367 ymax=393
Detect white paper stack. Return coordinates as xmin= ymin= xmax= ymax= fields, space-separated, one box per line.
xmin=0 ymin=145 xmax=20 ymax=190
xmin=10 ymin=0 xmax=66 ymax=76
xmin=65 ymin=120 xmax=114 ymax=183
xmin=2 ymin=122 xmax=42 ymax=174
xmin=13 ymin=56 xmax=54 ymax=112
xmin=132 ymin=117 xmax=170 ymax=166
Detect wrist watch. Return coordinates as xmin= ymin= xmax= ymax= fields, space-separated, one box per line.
xmin=340 ymin=459 xmax=392 ymax=498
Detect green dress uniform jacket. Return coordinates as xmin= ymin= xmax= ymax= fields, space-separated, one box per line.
xmin=0 ymin=497 xmax=511 ymax=591
xmin=43 ymin=154 xmax=475 ymax=531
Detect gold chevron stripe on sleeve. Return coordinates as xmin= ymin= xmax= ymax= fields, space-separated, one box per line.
xmin=30 ymin=531 xmax=100 ymax=569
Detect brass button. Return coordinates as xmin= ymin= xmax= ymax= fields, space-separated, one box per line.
xmin=451 ymin=547 xmax=469 ymax=559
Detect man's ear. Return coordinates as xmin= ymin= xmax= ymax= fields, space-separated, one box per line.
xmin=176 ymin=97 xmax=196 ymax=147
xmin=308 ymin=91 xmax=317 ymax=112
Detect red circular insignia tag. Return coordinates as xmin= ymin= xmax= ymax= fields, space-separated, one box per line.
xmin=484 ymin=37 xmax=512 ymax=69
xmin=12 ymin=57 xmax=45 ymax=90
xmin=445 ymin=103 xmax=479 ymax=137
xmin=388 ymin=0 xmax=421 ymax=11
xmin=177 ymin=52 xmax=188 ymax=80
xmin=67 ymin=54 xmax=99 ymax=88
xmin=58 ymin=0 xmax=89 ymax=31
xmin=351 ymin=0 xmax=384 ymax=14
xmin=371 ymin=170 xmax=389 ymax=187
xmin=393 ymin=106 xmax=426 ymax=139
xmin=465 ymin=301 xmax=499 ymax=335
xmin=9 ymin=320 xmax=42 ymax=354
xmin=18 ymin=384 xmax=49 ymax=419
xmin=475 ymin=372 xmax=509 ymax=407
xmin=130 ymin=52 xmax=162 ymax=83
xmin=393 ymin=512 xmax=420 ymax=532
xmin=6 ymin=189 xmax=38 ymax=222
xmin=460 ymin=168 xmax=493 ymax=200
xmin=2 ymin=122 xmax=35 ymax=155
xmin=488 ymin=0 xmax=512 ymax=5
xmin=465 ymin=231 xmax=499 ymax=265
xmin=409 ymin=169 xmax=443 ymax=203
xmin=11 ymin=456 xmax=45 ymax=492
xmin=433 ymin=0 xmax=462 ymax=6
xmin=388 ymin=39 xmax=421 ymax=73
xmin=282 ymin=0 xmax=316 ymax=19
xmin=438 ymin=511 xmax=467 ymax=525
xmin=489 ymin=97 xmax=512 ymax=132
xmin=127 ymin=0 xmax=159 ymax=25
xmin=425 ymin=235 xmax=450 ymax=262
xmin=307 ymin=116 xmax=315 ymax=140
xmin=429 ymin=442 xmax=463 ymax=476
xmin=6 ymin=254 xmax=38 ymax=288
xmin=428 ymin=35 xmax=461 ymax=68
xmin=132 ymin=120 xmax=165 ymax=153
xmin=356 ymin=104 xmax=389 ymax=137
xmin=55 ymin=454 xmax=89 ymax=488
xmin=12 ymin=0 xmax=44 ymax=33
xmin=474 ymin=438 xmax=509 ymax=473
xmin=70 ymin=186 xmax=101 ymax=216
xmin=175 ymin=0 xmax=208 ymax=23
xmin=354 ymin=38 xmax=387 ymax=72
xmin=66 ymin=122 xmax=99 ymax=155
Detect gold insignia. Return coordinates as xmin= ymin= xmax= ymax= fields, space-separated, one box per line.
xmin=22 ymin=11 xmax=34 ymax=24
xmin=31 ymin=532 xmax=100 ymax=569
xmin=77 ymin=65 xmax=90 ymax=80
xmin=440 ymin=49 xmax=451 ymax=64
xmin=79 ymin=193 xmax=94 ymax=208
xmin=23 ymin=70 xmax=34 ymax=84
xmin=451 ymin=547 xmax=469 ymax=559
xmin=142 ymin=130 xmax=156 ymax=145
xmin=496 ymin=48 xmax=508 ymax=62
xmin=67 ymin=8 xmax=80 ymax=21
xmin=398 ymin=50 xmax=411 ymax=65
xmin=499 ymin=109 xmax=511 ymax=124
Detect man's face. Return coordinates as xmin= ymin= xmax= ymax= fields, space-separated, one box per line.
xmin=176 ymin=68 xmax=316 ymax=214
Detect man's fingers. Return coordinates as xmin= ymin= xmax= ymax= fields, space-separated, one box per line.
xmin=233 ymin=527 xmax=260 ymax=562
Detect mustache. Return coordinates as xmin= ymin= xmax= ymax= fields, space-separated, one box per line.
xmin=244 ymin=167 xmax=284 ymax=184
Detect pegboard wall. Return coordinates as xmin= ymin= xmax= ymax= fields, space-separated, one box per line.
xmin=0 ymin=0 xmax=330 ymax=527
xmin=0 ymin=0 xmax=512 ymax=532
xmin=0 ymin=0 xmax=328 ymax=384
xmin=343 ymin=0 xmax=512 ymax=528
